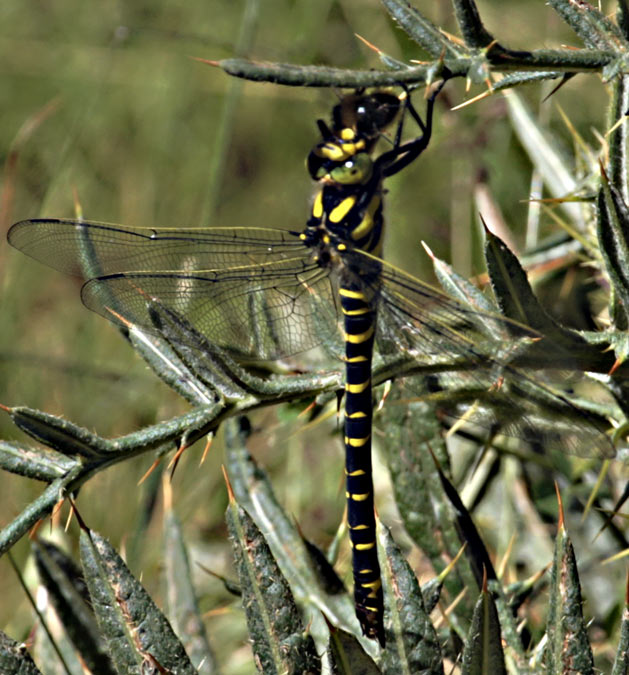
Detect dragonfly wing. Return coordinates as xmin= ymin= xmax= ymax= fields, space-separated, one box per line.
xmin=8 ymin=219 xmax=310 ymax=278
xmin=9 ymin=219 xmax=343 ymax=361
xmin=82 ymin=262 xmax=341 ymax=361
xmin=367 ymin=253 xmax=614 ymax=458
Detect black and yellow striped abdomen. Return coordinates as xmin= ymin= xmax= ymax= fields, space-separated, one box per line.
xmin=339 ymin=280 xmax=382 ymax=643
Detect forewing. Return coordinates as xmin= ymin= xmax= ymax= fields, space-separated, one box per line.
xmin=8 ymin=219 xmax=342 ymax=360
xmin=8 ymin=219 xmax=310 ymax=277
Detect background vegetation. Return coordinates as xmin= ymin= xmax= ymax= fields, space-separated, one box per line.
xmin=0 ymin=0 xmax=625 ymax=672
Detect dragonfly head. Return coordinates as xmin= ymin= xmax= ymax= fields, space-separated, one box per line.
xmin=333 ymin=90 xmax=402 ymax=140
xmin=307 ymin=150 xmax=374 ymax=185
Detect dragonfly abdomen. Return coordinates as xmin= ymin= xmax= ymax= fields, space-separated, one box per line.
xmin=340 ymin=282 xmax=383 ymax=644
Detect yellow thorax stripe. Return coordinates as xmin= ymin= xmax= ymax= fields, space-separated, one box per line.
xmin=329 ymin=195 xmax=357 ymax=223
xmin=351 ymin=195 xmax=381 ymax=241
xmin=312 ymin=190 xmax=324 ymax=219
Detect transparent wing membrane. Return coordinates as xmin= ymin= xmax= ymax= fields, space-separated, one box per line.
xmin=82 ymin=265 xmax=337 ymax=361
xmin=8 ymin=219 xmax=310 ymax=275
xmin=10 ymin=219 xmax=340 ymax=360
xmin=8 ymin=217 xmax=613 ymax=457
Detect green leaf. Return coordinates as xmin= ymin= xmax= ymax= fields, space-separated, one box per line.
xmin=326 ymin=627 xmax=381 ymax=675
xmin=484 ymin=227 xmax=562 ymax=332
xmin=378 ymin=523 xmax=443 ymax=675
xmin=0 ymin=466 xmax=83 ymax=556
xmin=427 ymin=244 xmax=498 ymax=315
xmin=611 ymin=578 xmax=629 ymax=675
xmin=426 ymin=244 xmax=508 ymax=341
xmin=597 ymin=174 xmax=629 ymax=329
xmin=124 ymin=316 xmax=218 ymax=406
xmin=163 ymin=510 xmax=218 ymax=674
xmin=0 ymin=630 xmax=42 ymax=675
xmin=377 ymin=387 xmax=477 ymax=620
xmin=548 ymin=0 xmax=627 ymax=50
xmin=33 ymin=540 xmax=117 ymax=675
xmin=419 ymin=577 xmax=443 ymax=615
xmin=79 ymin=528 xmax=197 ymax=674
xmin=461 ymin=584 xmax=506 ymax=675
xmin=216 ymin=58 xmax=439 ymax=88
xmin=544 ymin=501 xmax=595 ymax=674
xmin=0 ymin=440 xmax=77 ymax=482
xmin=301 ymin=537 xmax=346 ymax=596
xmin=381 ymin=0 xmax=467 ymax=59
xmin=5 ymin=406 xmax=111 ymax=457
xmin=225 ymin=489 xmax=321 ymax=674
xmin=606 ymin=69 xmax=629 ymax=201
xmin=451 ymin=0 xmax=495 ymax=49
xmin=490 ymin=70 xmax=564 ymax=92
xmin=488 ymin=580 xmax=530 ymax=672
xmin=434 ymin=460 xmax=496 ymax=590
xmin=484 ymin=227 xmax=604 ymax=363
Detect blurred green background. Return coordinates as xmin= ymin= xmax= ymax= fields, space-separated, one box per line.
xmin=0 ymin=0 xmax=614 ymax=670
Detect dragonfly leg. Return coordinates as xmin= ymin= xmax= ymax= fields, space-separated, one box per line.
xmin=379 ymin=78 xmax=449 ymax=178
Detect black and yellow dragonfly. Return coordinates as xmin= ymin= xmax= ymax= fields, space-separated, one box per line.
xmin=7 ymin=82 xmax=613 ymax=645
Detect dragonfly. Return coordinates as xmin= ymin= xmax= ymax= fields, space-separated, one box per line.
xmin=7 ymin=81 xmax=613 ymax=645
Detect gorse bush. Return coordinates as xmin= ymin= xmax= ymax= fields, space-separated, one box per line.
xmin=2 ymin=0 xmax=629 ymax=673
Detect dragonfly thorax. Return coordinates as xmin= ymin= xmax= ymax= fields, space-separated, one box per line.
xmin=306 ymin=177 xmax=384 ymax=257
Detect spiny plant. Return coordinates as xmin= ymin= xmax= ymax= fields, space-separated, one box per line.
xmin=2 ymin=0 xmax=629 ymax=673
